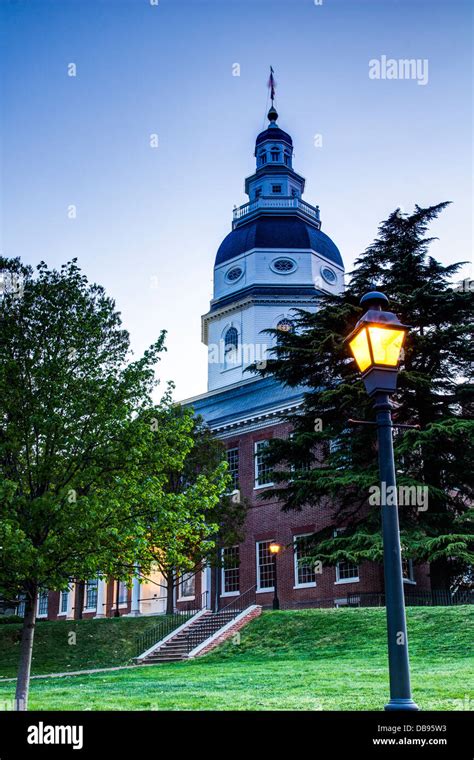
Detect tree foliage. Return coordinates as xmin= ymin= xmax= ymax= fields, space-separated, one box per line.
xmin=252 ymin=204 xmax=473 ymax=589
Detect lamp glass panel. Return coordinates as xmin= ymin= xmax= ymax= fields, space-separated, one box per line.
xmin=349 ymin=327 xmax=371 ymax=372
xmin=368 ymin=327 xmax=405 ymax=366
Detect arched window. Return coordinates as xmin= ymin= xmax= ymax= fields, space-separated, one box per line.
xmin=224 ymin=327 xmax=239 ymax=366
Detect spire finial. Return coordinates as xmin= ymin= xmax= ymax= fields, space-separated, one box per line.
xmin=267 ymin=66 xmax=278 ymax=124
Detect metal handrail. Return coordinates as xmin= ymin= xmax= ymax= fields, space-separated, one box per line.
xmin=135 ymin=590 xmax=208 ymax=658
xmin=183 ymin=585 xmax=258 ymax=655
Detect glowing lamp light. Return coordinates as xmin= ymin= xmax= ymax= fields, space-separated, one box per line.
xmin=346 ymin=291 xmax=409 ymax=396
xmin=269 ymin=541 xmax=281 ymax=555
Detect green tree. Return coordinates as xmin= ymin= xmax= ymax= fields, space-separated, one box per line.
xmin=253 ymin=203 xmax=473 ymax=590
xmin=142 ymin=414 xmax=245 ymax=613
xmin=0 ymin=258 xmax=194 ymax=709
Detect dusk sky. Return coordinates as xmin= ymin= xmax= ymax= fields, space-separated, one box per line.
xmin=1 ymin=0 xmax=472 ymax=400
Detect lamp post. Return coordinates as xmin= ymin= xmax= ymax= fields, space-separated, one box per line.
xmin=269 ymin=541 xmax=281 ymax=610
xmin=347 ymin=291 xmax=419 ymax=712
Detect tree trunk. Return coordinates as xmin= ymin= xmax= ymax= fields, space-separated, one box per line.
xmin=14 ymin=586 xmax=38 ymax=711
xmin=75 ymin=581 xmax=85 ymax=620
xmin=166 ymin=572 xmax=174 ymax=615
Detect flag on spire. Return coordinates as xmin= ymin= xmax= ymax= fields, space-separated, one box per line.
xmin=268 ymin=66 xmax=276 ymax=103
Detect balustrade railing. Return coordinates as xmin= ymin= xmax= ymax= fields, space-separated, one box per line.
xmin=233 ymin=197 xmax=320 ymax=222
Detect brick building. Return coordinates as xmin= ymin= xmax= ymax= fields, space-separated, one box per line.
xmin=30 ymin=99 xmax=430 ymax=622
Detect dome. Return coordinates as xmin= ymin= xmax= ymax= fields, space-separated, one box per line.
xmin=255 ymin=126 xmax=293 ymax=150
xmin=215 ymin=215 xmax=343 ymax=268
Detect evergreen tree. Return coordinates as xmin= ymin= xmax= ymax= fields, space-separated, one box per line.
xmin=253 ymin=203 xmax=473 ymax=591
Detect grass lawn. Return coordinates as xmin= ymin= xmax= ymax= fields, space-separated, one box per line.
xmin=0 ymin=615 xmax=174 ymax=677
xmin=0 ymin=606 xmax=472 ymax=711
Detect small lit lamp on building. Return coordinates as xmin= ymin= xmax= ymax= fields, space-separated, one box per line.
xmin=269 ymin=541 xmax=282 ymax=611
xmin=346 ymin=291 xmax=419 ymax=711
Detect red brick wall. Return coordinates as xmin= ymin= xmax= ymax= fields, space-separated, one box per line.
xmin=215 ymin=420 xmax=432 ymax=607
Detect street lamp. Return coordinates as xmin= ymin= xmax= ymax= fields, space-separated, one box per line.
xmin=269 ymin=541 xmax=282 ymax=611
xmin=347 ymin=291 xmax=419 ymax=712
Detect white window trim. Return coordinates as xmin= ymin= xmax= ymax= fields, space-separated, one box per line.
xmin=293 ymin=532 xmax=317 ymax=589
xmin=115 ymin=581 xmax=129 ymax=608
xmin=254 ymin=441 xmax=274 ymax=490
xmin=333 ymin=528 xmax=359 ymax=584
xmin=36 ymin=593 xmax=48 ymax=618
xmin=220 ymin=546 xmax=240 ymax=597
xmin=335 ymin=564 xmax=359 ymax=584
xmin=57 ymin=589 xmax=69 ymax=616
xmin=177 ymin=573 xmax=196 ymax=602
xmin=84 ymin=580 xmax=99 ymax=611
xmin=256 ymin=540 xmax=275 ymax=593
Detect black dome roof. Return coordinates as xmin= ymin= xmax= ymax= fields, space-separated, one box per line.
xmin=215 ymin=216 xmax=342 ymax=268
xmin=255 ymin=127 xmax=293 ymax=148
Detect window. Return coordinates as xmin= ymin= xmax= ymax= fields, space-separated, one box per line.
xmin=179 ymin=572 xmax=195 ymax=599
xmin=334 ymin=529 xmax=359 ymax=583
xmin=284 ymin=151 xmax=291 ymax=166
xmin=37 ymin=591 xmax=48 ymax=617
xmin=272 ymin=258 xmax=296 ymax=273
xmin=270 ymin=148 xmax=280 ymax=162
xmin=255 ymin=440 xmax=273 ymax=487
xmin=320 ymin=266 xmax=337 ymax=285
xmin=255 ymin=187 xmax=262 ymax=199
xmin=223 ymin=326 xmax=239 ymax=369
xmin=291 ymin=187 xmax=298 ymax=197
xmin=257 ymin=540 xmax=275 ymax=591
xmin=85 ymin=579 xmax=98 ymax=609
xmin=225 ymin=266 xmax=243 ymax=283
xmin=402 ymin=558 xmax=415 ymax=583
xmin=336 ymin=561 xmax=359 ymax=582
xmin=226 ymin=447 xmax=239 ymax=490
xmin=225 ymin=327 xmax=238 ymax=350
xmin=258 ymin=151 xmax=267 ymax=166
xmin=272 ymin=184 xmax=282 ymax=193
xmin=114 ymin=580 xmax=128 ymax=605
xmin=294 ymin=534 xmax=317 ymax=587
xmin=222 ymin=546 xmax=240 ymax=595
xmin=59 ymin=588 xmax=69 ymax=614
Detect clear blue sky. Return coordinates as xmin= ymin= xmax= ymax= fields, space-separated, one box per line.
xmin=1 ymin=0 xmax=472 ymax=400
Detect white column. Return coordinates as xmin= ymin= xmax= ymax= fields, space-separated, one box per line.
xmin=201 ymin=564 xmax=212 ymax=609
xmin=94 ymin=579 xmax=107 ymax=618
xmin=66 ymin=583 xmax=75 ymax=620
xmin=128 ymin=574 xmax=141 ymax=616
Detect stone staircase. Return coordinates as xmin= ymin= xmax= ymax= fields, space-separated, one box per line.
xmin=138 ymin=608 xmax=242 ymax=664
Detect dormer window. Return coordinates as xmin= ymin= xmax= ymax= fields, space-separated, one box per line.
xmin=270 ymin=148 xmax=280 ymax=162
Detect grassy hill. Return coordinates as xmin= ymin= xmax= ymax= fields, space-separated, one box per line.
xmin=0 ymin=606 xmax=471 ymax=710
xmin=0 ymin=615 xmax=169 ymax=677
